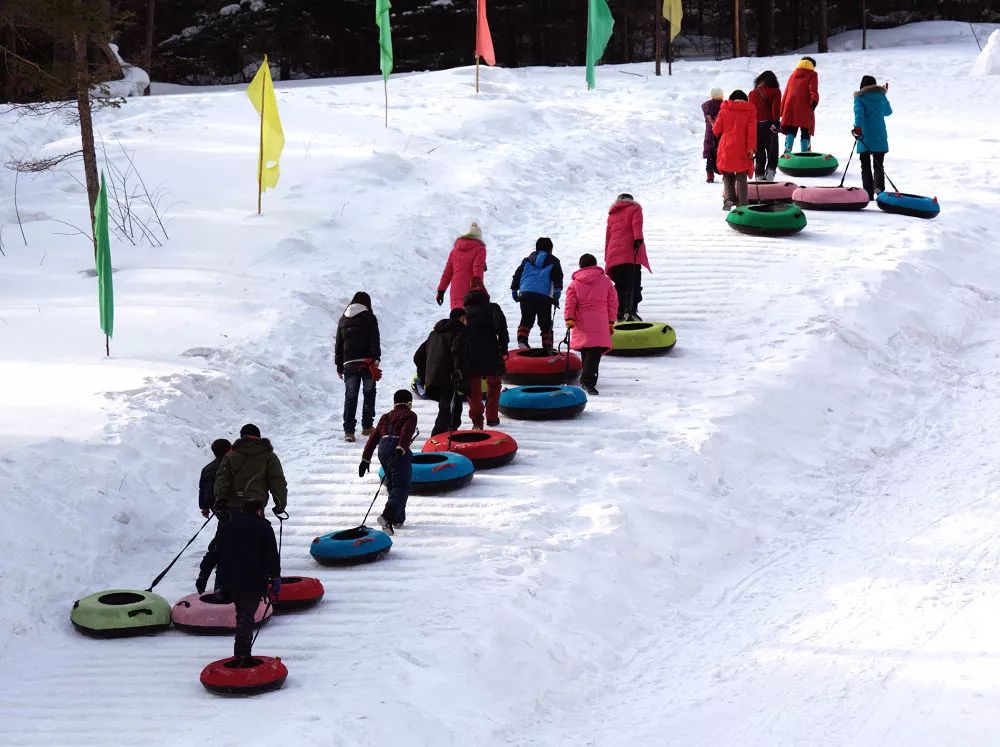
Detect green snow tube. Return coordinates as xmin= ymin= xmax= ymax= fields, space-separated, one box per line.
xmin=777 ymin=151 xmax=839 ymax=177
xmin=608 ymin=322 xmax=677 ymax=356
xmin=726 ymin=203 xmax=807 ymax=237
xmin=71 ymin=589 xmax=172 ymax=638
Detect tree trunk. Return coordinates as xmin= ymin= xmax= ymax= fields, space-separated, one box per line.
xmin=143 ymin=0 xmax=156 ymax=95
xmin=817 ymin=0 xmax=828 ymax=53
xmin=73 ymin=29 xmax=100 ymax=254
xmin=861 ymin=0 xmax=867 ymax=50
xmin=757 ymin=0 xmax=774 ymax=56
xmin=654 ymin=0 xmax=662 ymax=75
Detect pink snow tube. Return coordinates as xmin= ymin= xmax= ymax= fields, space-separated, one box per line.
xmin=171 ymin=592 xmax=272 ymax=634
xmin=792 ymin=185 xmax=869 ymax=211
xmin=746 ymin=181 xmax=798 ymax=205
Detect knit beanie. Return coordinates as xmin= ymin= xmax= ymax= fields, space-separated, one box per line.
xmin=859 ymin=75 xmax=877 ymax=89
xmin=393 ymin=389 xmax=413 ymax=405
xmin=350 ymin=291 xmax=372 ymax=310
xmin=240 ymin=423 xmax=261 ymax=438
xmin=710 ymin=87 xmax=724 ymax=100
xmin=466 ymin=221 xmax=483 ymax=241
xmin=536 ymin=237 xmax=553 ymax=252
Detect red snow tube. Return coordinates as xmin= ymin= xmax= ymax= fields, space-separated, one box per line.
xmin=792 ymin=185 xmax=869 ymax=211
xmin=171 ymin=592 xmax=272 ymax=634
xmin=746 ymin=180 xmax=798 ymax=205
xmin=273 ymin=576 xmax=325 ymax=612
xmin=200 ymin=655 xmax=288 ymax=696
xmin=422 ymin=430 xmax=518 ymax=469
xmin=502 ymin=348 xmax=582 ymax=385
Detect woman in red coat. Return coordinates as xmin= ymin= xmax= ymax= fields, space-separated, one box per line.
xmin=712 ymin=90 xmax=757 ymax=210
xmin=436 ymin=222 xmax=487 ymax=310
xmin=564 ymin=253 xmax=618 ymax=395
xmin=604 ymin=194 xmax=651 ymax=322
xmin=749 ymin=70 xmax=781 ymax=181
xmin=780 ymin=57 xmax=819 ymax=154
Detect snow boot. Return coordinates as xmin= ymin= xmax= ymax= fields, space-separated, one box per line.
xmin=361 ymin=427 xmax=374 ymax=436
xmin=377 ymin=515 xmax=394 ymax=536
xmin=722 ymin=199 xmax=735 ymax=211
xmin=706 ymin=171 xmax=715 ymax=183
xmin=344 ymin=432 xmax=356 ymax=443
xmin=765 ymin=168 xmax=776 ymax=181
xmin=783 ymin=133 xmax=795 ymax=154
xmin=583 ymin=384 xmax=599 ymax=395
xmin=487 ymin=419 xmax=500 ymax=427
xmin=518 ymin=341 xmax=530 ymax=350
xmin=801 ymin=137 xmax=812 ymax=152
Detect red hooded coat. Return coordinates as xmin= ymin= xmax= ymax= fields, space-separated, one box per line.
xmin=438 ymin=236 xmax=487 ymax=310
xmin=780 ymin=66 xmax=819 ymax=134
xmin=604 ymin=199 xmax=651 ymax=273
xmin=712 ymin=100 xmax=757 ymax=174
xmin=564 ymin=265 xmax=618 ymax=352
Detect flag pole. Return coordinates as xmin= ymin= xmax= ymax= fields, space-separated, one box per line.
xmin=257 ymin=60 xmax=265 ymax=215
xmin=384 ymin=77 xmax=388 ymax=127
xmin=476 ymin=54 xmax=480 ymax=92
xmin=105 ymin=334 xmax=109 ymax=357
xmin=667 ymin=21 xmax=673 ymax=75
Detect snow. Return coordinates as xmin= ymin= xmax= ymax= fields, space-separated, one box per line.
xmin=3 ymin=21 xmax=1000 ymax=745
xmin=972 ymin=29 xmax=1000 ymax=76
xmin=98 ymin=43 xmax=150 ymax=97
xmin=804 ymin=20 xmax=1000 ymax=53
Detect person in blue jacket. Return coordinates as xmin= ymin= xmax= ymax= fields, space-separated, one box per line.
xmin=511 ymin=237 xmax=564 ymax=352
xmin=852 ymin=75 xmax=893 ymax=200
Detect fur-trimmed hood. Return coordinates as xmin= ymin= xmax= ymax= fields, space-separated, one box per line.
xmin=855 ymin=84 xmax=888 ymax=97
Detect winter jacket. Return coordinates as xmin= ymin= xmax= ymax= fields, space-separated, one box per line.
xmin=712 ymin=99 xmax=757 ymax=174
xmin=511 ymin=250 xmax=564 ymax=302
xmin=414 ymin=318 xmax=467 ymax=400
xmin=564 ymin=266 xmax=618 ymax=352
xmin=462 ymin=289 xmax=509 ymax=377
xmin=438 ymin=235 xmax=487 ymax=310
xmin=701 ymin=99 xmax=722 ymax=158
xmin=605 ymin=199 xmax=651 ymax=273
xmin=780 ymin=62 xmax=820 ymax=134
xmin=213 ymin=438 xmax=288 ymax=514
xmin=216 ymin=511 xmax=280 ymax=597
xmin=335 ymin=303 xmax=381 ymax=374
xmin=749 ymin=84 xmax=781 ymax=123
xmin=361 ymin=404 xmax=419 ymax=462
xmin=853 ymin=85 xmax=892 ymax=154
xmin=199 ymin=457 xmax=224 ymax=511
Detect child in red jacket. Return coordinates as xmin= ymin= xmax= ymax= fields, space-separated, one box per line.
xmin=564 ymin=254 xmax=618 ymax=395
xmin=712 ymin=90 xmax=757 ymax=210
xmin=749 ymin=71 xmax=781 ymax=181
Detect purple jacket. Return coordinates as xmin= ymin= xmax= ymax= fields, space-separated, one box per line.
xmin=701 ymin=99 xmax=722 ymax=158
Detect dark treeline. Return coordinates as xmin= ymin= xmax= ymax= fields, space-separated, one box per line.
xmin=2 ymin=0 xmax=998 ymax=99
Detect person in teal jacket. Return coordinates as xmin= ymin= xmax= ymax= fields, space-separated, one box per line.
xmin=852 ymin=75 xmax=893 ymax=200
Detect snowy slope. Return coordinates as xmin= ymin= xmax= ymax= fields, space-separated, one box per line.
xmin=3 ymin=24 xmax=1000 ymax=745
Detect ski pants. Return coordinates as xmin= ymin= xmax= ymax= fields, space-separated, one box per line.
xmin=517 ymin=295 xmax=554 ymax=348
xmin=378 ymin=439 xmax=412 ymax=525
xmin=343 ymin=364 xmax=376 ymax=434
xmin=722 ymin=171 xmax=749 ymax=206
xmin=233 ymin=590 xmax=263 ymax=657
xmin=579 ymin=348 xmax=604 ymax=389
xmin=781 ymin=126 xmax=811 ymax=152
xmin=755 ymin=121 xmax=779 ymax=176
xmin=197 ymin=511 xmax=229 ymax=590
xmin=860 ymin=151 xmax=886 ymax=200
xmin=608 ymin=263 xmax=643 ymax=321
xmin=432 ymin=387 xmax=463 ymax=436
xmin=467 ymin=375 xmax=502 ymax=427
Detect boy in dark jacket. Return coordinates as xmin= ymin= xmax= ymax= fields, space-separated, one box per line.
xmin=358 ymin=389 xmax=418 ymax=535
xmin=215 ymin=500 xmax=281 ymax=658
xmin=195 ymin=437 xmax=232 ymax=594
xmin=511 ymin=237 xmax=563 ymax=351
xmin=464 ymin=279 xmax=509 ymax=429
xmin=413 ymin=308 xmax=468 ymax=436
xmin=335 ymin=291 xmax=381 ymax=443
xmin=214 ymin=423 xmax=288 ymax=516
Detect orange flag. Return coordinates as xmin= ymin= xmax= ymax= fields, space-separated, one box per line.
xmin=476 ymin=0 xmax=496 ymax=66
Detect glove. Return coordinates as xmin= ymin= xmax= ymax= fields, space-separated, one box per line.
xmin=359 ymin=460 xmax=370 ymax=478
xmin=395 ymin=445 xmax=405 ymax=456
xmin=851 ymin=127 xmax=862 ymax=138
xmin=511 ymin=290 xmax=519 ymax=303
xmin=769 ymin=123 xmax=779 ymax=134
xmin=436 ymin=290 xmax=444 ymax=306
xmin=272 ymin=506 xmax=285 ymax=518
xmin=810 ymin=101 xmax=818 ymax=110
xmin=565 ymin=319 xmax=575 ymax=329
xmin=270 ymin=578 xmax=282 ymax=597
xmin=609 ymin=323 xmax=616 ymax=335
xmin=553 ymin=291 xmax=561 ymax=308
xmin=201 ymin=508 xmax=210 ymax=518
xmin=632 ymin=239 xmax=643 ymax=252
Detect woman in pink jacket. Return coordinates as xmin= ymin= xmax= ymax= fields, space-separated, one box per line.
xmin=437 ymin=221 xmax=487 ymax=310
xmin=564 ymin=253 xmax=618 ymax=396
xmin=604 ymin=193 xmax=651 ymax=322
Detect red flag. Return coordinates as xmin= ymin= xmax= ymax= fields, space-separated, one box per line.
xmin=476 ymin=0 xmax=496 ymax=66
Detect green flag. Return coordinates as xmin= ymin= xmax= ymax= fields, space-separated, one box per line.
xmin=94 ymin=172 xmax=114 ymax=342
xmin=376 ymin=0 xmax=393 ymax=81
xmin=586 ymin=0 xmax=615 ymax=89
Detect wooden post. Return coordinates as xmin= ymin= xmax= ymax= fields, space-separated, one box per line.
xmin=257 ymin=68 xmax=264 ymax=215
xmin=654 ymin=1 xmax=662 ymax=76
xmin=732 ymin=0 xmax=742 ymax=58
xmin=667 ymin=21 xmax=672 ymax=75
xmin=861 ymin=0 xmax=867 ymax=50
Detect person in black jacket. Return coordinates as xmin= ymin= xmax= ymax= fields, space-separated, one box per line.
xmin=463 ymin=279 xmax=509 ymax=429
xmin=335 ymin=291 xmax=381 ymax=443
xmin=195 ymin=438 xmax=232 ymax=594
xmin=413 ymin=307 xmax=468 ymax=436
xmin=215 ymin=500 xmax=281 ymax=659
xmin=511 ymin=237 xmax=563 ymax=351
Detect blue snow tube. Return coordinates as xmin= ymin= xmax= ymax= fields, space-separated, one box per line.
xmin=499 ymin=385 xmax=588 ymax=420
xmin=379 ymin=451 xmax=475 ymax=494
xmin=876 ymin=191 xmax=940 ymax=220
xmin=310 ymin=526 xmax=392 ymax=566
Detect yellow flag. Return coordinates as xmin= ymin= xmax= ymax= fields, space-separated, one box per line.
xmin=246 ymin=55 xmax=284 ymax=193
xmin=662 ymin=0 xmax=683 ymax=40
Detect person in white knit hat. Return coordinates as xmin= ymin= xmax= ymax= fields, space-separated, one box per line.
xmin=701 ymin=88 xmax=725 ymax=183
xmin=436 ymin=221 xmax=487 ymax=310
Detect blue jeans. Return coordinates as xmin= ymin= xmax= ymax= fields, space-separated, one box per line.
xmin=378 ymin=439 xmax=412 ymax=525
xmin=343 ymin=366 xmax=376 ymax=434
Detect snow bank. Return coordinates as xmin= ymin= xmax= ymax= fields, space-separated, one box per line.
xmin=800 ymin=20 xmax=1000 ymax=53
xmin=972 ymin=29 xmax=1000 ymax=76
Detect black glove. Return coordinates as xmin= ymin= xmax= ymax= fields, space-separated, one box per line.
xmin=436 ymin=290 xmax=444 ymax=306
xmin=632 ymin=239 xmax=643 ymax=251
xmin=395 ymin=445 xmax=405 ymax=456
xmin=359 ymin=460 xmax=370 ymax=478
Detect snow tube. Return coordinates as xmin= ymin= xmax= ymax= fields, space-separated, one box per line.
xmin=499 ymin=385 xmax=587 ymax=420
xmin=273 ymin=576 xmax=325 ymax=612
xmin=310 ymin=526 xmax=392 ymax=566
xmin=71 ymin=589 xmax=172 ymax=638
xmin=747 ymin=181 xmax=798 ymax=205
xmin=171 ymin=592 xmax=272 ymax=634
xmin=609 ymin=322 xmax=676 ymax=357
xmin=422 ymin=430 xmax=517 ymax=469
xmin=380 ymin=451 xmax=475 ymax=493
xmin=792 ymin=185 xmax=869 ymax=211
xmin=502 ymin=348 xmax=582 ymax=385
xmin=200 ymin=656 xmax=288 ymax=696
xmin=727 ymin=203 xmax=807 ymax=237
xmin=777 ymin=152 xmax=839 ymax=177
xmin=876 ymin=191 xmax=940 ymax=220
